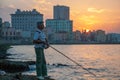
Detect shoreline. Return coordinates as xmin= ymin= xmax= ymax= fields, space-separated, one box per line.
xmin=0 ymin=44 xmax=11 ymax=59
xmin=0 ymin=44 xmax=38 ymax=80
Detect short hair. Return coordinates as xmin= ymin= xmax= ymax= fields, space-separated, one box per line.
xmin=37 ymin=21 xmax=44 ymax=26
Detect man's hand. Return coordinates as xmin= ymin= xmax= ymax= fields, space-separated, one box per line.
xmin=44 ymin=43 xmax=50 ymax=49
xmin=33 ymin=40 xmax=45 ymax=44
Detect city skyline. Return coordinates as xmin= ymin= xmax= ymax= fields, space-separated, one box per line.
xmin=0 ymin=0 xmax=120 ymax=33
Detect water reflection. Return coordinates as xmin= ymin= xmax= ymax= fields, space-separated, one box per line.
xmin=7 ymin=45 xmax=120 ymax=80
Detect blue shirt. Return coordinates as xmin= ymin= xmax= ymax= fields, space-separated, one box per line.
xmin=33 ymin=29 xmax=46 ymax=48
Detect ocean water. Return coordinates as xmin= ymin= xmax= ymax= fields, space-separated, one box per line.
xmin=7 ymin=45 xmax=120 ymax=80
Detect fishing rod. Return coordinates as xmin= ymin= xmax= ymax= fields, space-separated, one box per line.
xmin=50 ymin=45 xmax=97 ymax=77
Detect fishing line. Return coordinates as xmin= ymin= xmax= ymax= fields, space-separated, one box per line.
xmin=50 ymin=45 xmax=97 ymax=77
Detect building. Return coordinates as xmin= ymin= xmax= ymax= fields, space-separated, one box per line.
xmin=1 ymin=27 xmax=21 ymax=41
xmin=54 ymin=5 xmax=69 ymax=20
xmin=2 ymin=21 xmax=10 ymax=28
xmin=44 ymin=27 xmax=54 ymax=42
xmin=73 ymin=30 xmax=81 ymax=41
xmin=95 ymin=30 xmax=106 ymax=43
xmin=46 ymin=19 xmax=72 ymax=33
xmin=46 ymin=5 xmax=73 ymax=43
xmin=54 ymin=31 xmax=69 ymax=43
xmin=11 ymin=9 xmax=43 ymax=32
xmin=106 ymin=33 xmax=120 ymax=43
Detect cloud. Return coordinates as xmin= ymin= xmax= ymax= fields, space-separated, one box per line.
xmin=34 ymin=0 xmax=52 ymax=5
xmin=0 ymin=7 xmax=16 ymax=22
xmin=79 ymin=15 xmax=99 ymax=25
xmin=8 ymin=4 xmax=16 ymax=9
xmin=87 ymin=8 xmax=104 ymax=13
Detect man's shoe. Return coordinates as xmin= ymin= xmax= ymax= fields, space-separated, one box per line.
xmin=44 ymin=76 xmax=55 ymax=80
xmin=37 ymin=76 xmax=44 ymax=80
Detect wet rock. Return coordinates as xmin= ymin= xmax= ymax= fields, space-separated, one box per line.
xmin=0 ymin=44 xmax=11 ymax=59
xmin=0 ymin=73 xmax=56 ymax=80
xmin=0 ymin=74 xmax=37 ymax=80
xmin=52 ymin=63 xmax=70 ymax=67
xmin=0 ymin=70 xmax=6 ymax=76
xmin=0 ymin=60 xmax=29 ymax=73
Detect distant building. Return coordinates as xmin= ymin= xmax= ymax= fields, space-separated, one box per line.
xmin=2 ymin=21 xmax=10 ymax=28
xmin=89 ymin=30 xmax=96 ymax=42
xmin=54 ymin=31 xmax=69 ymax=43
xmin=106 ymin=33 xmax=120 ymax=43
xmin=46 ymin=5 xmax=73 ymax=43
xmin=73 ymin=30 xmax=81 ymax=41
xmin=1 ymin=27 xmax=21 ymax=41
xmin=11 ymin=9 xmax=43 ymax=32
xmin=46 ymin=19 xmax=73 ymax=33
xmin=54 ymin=5 xmax=69 ymax=20
xmin=44 ymin=27 xmax=54 ymax=42
xmin=95 ymin=30 xmax=106 ymax=43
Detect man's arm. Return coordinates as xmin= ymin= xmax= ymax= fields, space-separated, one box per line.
xmin=33 ymin=32 xmax=45 ymax=44
xmin=44 ymin=38 xmax=50 ymax=49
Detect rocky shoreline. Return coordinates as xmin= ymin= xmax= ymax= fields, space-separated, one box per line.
xmin=0 ymin=44 xmax=11 ymax=59
xmin=0 ymin=44 xmax=37 ymax=80
xmin=0 ymin=73 xmax=37 ymax=80
xmin=0 ymin=44 xmax=34 ymax=72
xmin=0 ymin=60 xmax=35 ymax=73
xmin=0 ymin=44 xmax=56 ymax=80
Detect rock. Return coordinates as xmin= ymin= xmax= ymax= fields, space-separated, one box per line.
xmin=0 ymin=73 xmax=37 ymax=80
xmin=52 ymin=63 xmax=70 ymax=67
xmin=0 ymin=70 xmax=6 ymax=76
xmin=0 ymin=44 xmax=11 ymax=59
xmin=0 ymin=60 xmax=29 ymax=73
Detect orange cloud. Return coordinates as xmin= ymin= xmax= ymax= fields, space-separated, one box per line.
xmin=34 ymin=0 xmax=52 ymax=5
xmin=87 ymin=8 xmax=104 ymax=13
xmin=79 ymin=15 xmax=99 ymax=25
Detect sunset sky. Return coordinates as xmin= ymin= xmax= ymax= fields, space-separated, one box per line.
xmin=0 ymin=0 xmax=120 ymax=33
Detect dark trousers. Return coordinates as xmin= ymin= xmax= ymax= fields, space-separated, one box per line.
xmin=35 ymin=48 xmax=47 ymax=77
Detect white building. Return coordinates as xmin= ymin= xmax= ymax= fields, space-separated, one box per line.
xmin=54 ymin=5 xmax=69 ymax=20
xmin=11 ymin=9 xmax=43 ymax=32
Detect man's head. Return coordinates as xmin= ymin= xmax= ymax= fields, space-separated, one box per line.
xmin=37 ymin=21 xmax=44 ymax=30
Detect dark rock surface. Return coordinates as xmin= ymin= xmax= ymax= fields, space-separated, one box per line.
xmin=0 ymin=60 xmax=30 ymax=73
xmin=0 ymin=73 xmax=55 ymax=80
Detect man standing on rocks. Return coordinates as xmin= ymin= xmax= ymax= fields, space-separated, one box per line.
xmin=33 ymin=22 xmax=50 ymax=80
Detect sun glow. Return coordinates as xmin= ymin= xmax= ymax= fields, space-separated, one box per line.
xmin=86 ymin=29 xmax=90 ymax=32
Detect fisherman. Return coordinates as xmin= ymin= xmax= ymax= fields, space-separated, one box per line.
xmin=33 ymin=21 xmax=50 ymax=80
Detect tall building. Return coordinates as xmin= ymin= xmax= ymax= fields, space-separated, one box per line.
xmin=11 ymin=9 xmax=43 ymax=31
xmin=54 ymin=5 xmax=69 ymax=20
xmin=46 ymin=5 xmax=73 ymax=43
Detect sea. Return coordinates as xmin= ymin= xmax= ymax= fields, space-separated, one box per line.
xmin=7 ymin=44 xmax=120 ymax=80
